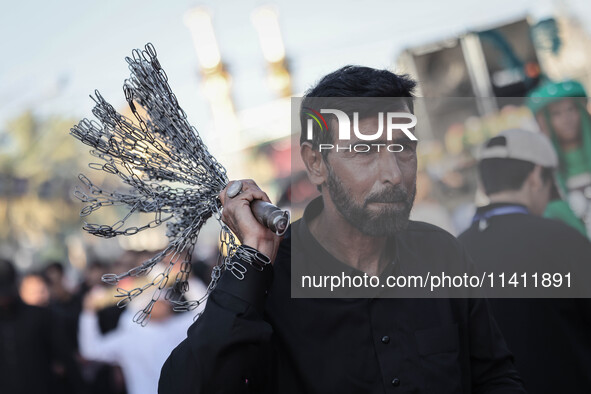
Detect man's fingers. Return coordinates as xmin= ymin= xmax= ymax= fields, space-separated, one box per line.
xmin=236 ymin=190 xmax=270 ymax=204
xmin=241 ymin=179 xmax=257 ymax=187
xmin=219 ymin=180 xmax=243 ymax=206
xmin=238 ymin=182 xmax=272 ymax=204
xmin=216 ymin=179 xmax=281 ymax=261
xmin=219 ymin=179 xmax=271 ymax=206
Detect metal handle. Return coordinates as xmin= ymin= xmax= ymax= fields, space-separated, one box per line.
xmin=250 ymin=200 xmax=291 ymax=236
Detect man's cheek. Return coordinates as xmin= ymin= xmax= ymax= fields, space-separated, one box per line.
xmin=400 ymin=160 xmax=417 ymax=178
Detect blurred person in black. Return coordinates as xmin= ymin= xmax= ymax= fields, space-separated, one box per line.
xmin=74 ymin=258 xmax=127 ymax=394
xmin=159 ymin=66 xmax=525 ymax=394
xmin=458 ymin=129 xmax=591 ymax=393
xmin=44 ymin=262 xmax=78 ymax=344
xmin=0 ymin=259 xmax=87 ymax=394
xmin=45 ymin=261 xmax=92 ymax=394
xmin=45 ymin=261 xmax=75 ymax=306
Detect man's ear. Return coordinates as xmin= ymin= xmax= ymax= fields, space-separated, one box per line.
xmin=300 ymin=142 xmax=327 ymax=189
xmin=527 ymin=165 xmax=544 ymax=190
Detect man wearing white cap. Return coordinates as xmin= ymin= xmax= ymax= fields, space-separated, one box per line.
xmin=459 ymin=129 xmax=591 ymax=394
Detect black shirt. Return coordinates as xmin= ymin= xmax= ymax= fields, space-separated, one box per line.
xmin=0 ymin=299 xmax=86 ymax=394
xmin=159 ymin=198 xmax=525 ymax=394
xmin=458 ymin=202 xmax=591 ymax=394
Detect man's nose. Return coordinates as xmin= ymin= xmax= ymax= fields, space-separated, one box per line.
xmin=378 ymin=151 xmax=402 ymax=185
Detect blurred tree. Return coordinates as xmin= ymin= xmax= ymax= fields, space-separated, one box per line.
xmin=0 ymin=111 xmax=108 ymax=266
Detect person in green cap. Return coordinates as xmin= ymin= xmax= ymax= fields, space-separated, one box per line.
xmin=527 ymin=79 xmax=591 ymax=238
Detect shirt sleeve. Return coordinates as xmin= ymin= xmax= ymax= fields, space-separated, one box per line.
xmin=158 ymin=255 xmax=274 ymax=394
xmin=78 ymin=311 xmax=122 ymax=363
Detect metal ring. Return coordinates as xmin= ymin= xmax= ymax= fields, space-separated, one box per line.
xmin=227 ymin=180 xmax=243 ymax=198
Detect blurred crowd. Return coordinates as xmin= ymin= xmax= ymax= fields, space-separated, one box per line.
xmin=0 ymin=250 xmax=211 ymax=394
xmin=1 ymin=77 xmax=590 ymax=394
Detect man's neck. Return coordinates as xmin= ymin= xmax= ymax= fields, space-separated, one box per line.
xmin=307 ymin=198 xmax=390 ymax=277
xmin=487 ymin=193 xmax=529 ymax=210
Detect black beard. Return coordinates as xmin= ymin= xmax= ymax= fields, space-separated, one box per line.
xmin=326 ymin=166 xmax=416 ymax=237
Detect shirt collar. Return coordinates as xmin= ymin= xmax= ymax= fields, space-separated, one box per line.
xmin=475 ymin=202 xmax=529 ymax=216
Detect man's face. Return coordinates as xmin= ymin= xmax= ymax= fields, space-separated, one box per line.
xmin=323 ymin=111 xmax=417 ymax=236
xmin=548 ymin=99 xmax=581 ymax=146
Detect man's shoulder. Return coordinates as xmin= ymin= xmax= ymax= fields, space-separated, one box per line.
xmin=405 ymin=220 xmax=458 ymax=241
xmin=397 ymin=221 xmax=473 ymax=276
xmin=401 ymin=220 xmax=463 ymax=254
xmin=461 ymin=213 xmax=589 ymax=245
xmin=520 ymin=215 xmax=591 ymax=252
xmin=531 ymin=214 xmax=587 ymax=238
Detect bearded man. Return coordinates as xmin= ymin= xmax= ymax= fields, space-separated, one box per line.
xmin=159 ymin=66 xmax=525 ymax=394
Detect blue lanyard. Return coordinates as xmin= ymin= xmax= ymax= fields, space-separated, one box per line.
xmin=472 ymin=205 xmax=529 ymax=229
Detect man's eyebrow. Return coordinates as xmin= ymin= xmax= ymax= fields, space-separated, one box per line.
xmin=349 ymin=139 xmax=386 ymax=145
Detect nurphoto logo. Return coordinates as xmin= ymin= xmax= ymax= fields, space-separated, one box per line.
xmin=304 ymin=107 xmax=418 ymax=152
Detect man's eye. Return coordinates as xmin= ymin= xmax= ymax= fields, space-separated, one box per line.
xmin=401 ymin=142 xmax=416 ymax=151
xmin=352 ymin=146 xmax=374 ymax=154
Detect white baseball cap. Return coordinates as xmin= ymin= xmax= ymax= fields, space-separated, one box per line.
xmin=479 ymin=129 xmax=558 ymax=168
xmin=479 ymin=129 xmax=561 ymax=199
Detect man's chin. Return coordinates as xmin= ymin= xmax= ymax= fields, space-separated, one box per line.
xmin=366 ymin=201 xmax=407 ymax=209
xmin=366 ymin=202 xmax=408 ymax=213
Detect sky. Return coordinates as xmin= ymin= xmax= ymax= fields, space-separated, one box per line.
xmin=1 ymin=0 xmax=591 ymax=136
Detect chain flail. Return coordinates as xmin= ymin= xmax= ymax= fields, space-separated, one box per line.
xmin=71 ymin=43 xmax=268 ymax=325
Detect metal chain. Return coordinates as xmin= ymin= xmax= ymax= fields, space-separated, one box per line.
xmin=70 ymin=43 xmax=266 ymax=325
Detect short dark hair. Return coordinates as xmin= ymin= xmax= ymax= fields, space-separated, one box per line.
xmin=479 ymin=158 xmax=554 ymax=195
xmin=299 ymin=65 xmax=417 ymax=149
xmin=45 ymin=261 xmax=64 ymax=275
